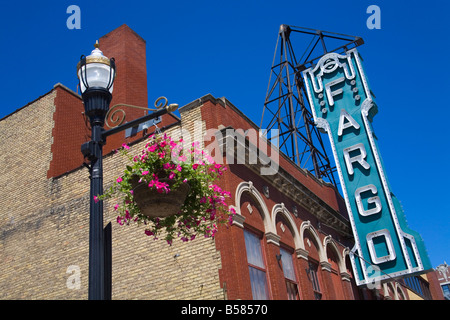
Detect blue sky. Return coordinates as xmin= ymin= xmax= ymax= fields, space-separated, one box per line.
xmin=0 ymin=0 xmax=448 ymax=269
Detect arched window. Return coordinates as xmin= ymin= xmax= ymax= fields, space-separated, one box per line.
xmin=235 ymin=182 xmax=273 ymax=300
xmin=280 ymin=247 xmax=300 ymax=300
xmin=273 ymin=204 xmax=301 ymax=300
xmin=304 ymin=230 xmax=323 ymax=300
xmin=244 ymin=229 xmax=269 ymax=300
xmin=308 ymin=260 xmax=322 ymax=300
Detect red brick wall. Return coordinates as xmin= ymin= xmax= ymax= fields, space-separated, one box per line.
xmin=47 ymin=85 xmax=86 ymax=178
xmin=99 ymin=24 xmax=149 ymax=155
xmin=427 ymin=270 xmax=445 ymax=300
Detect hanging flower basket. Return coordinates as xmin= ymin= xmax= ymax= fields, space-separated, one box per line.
xmin=97 ymin=133 xmax=236 ymax=245
xmin=130 ymin=176 xmax=190 ymax=218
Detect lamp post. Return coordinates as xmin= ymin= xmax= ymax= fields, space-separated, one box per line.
xmin=78 ymin=42 xmax=178 ymax=300
xmin=78 ymin=42 xmax=116 ymax=300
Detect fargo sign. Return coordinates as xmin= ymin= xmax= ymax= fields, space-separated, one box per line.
xmin=302 ymin=49 xmax=431 ymax=286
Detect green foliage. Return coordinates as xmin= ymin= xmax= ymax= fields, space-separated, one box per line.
xmin=98 ymin=133 xmax=236 ymax=245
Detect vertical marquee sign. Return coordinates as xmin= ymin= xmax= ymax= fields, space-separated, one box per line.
xmin=302 ymin=49 xmax=431 ymax=286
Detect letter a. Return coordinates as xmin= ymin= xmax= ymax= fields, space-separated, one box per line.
xmin=66 ymin=265 xmax=81 ymax=289
xmin=66 ymin=5 xmax=81 ymax=30
xmin=338 ymin=109 xmax=360 ymax=137
xmin=366 ymin=5 xmax=381 ymax=30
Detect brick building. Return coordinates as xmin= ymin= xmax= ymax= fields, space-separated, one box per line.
xmin=434 ymin=262 xmax=450 ymax=300
xmin=0 ymin=24 xmax=442 ymax=300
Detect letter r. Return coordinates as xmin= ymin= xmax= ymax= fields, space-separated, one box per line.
xmin=343 ymin=143 xmax=370 ymax=175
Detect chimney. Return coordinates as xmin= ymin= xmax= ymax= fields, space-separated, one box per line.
xmin=98 ymin=24 xmax=149 ymax=153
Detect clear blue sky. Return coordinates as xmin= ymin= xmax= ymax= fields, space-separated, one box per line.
xmin=0 ymin=0 xmax=448 ymax=269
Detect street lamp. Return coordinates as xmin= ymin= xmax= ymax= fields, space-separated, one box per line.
xmin=78 ymin=42 xmax=116 ymax=300
xmin=78 ymin=41 xmax=178 ymax=300
xmin=78 ymin=41 xmax=116 ymax=125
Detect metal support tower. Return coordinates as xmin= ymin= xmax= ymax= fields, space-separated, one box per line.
xmin=261 ymin=25 xmax=363 ymax=187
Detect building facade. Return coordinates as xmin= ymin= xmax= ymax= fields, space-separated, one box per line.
xmin=435 ymin=262 xmax=450 ymax=300
xmin=0 ymin=24 xmax=442 ymax=300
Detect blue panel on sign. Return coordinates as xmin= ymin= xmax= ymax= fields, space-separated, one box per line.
xmin=125 ymin=116 xmax=161 ymax=138
xmin=302 ymin=49 xmax=431 ymax=286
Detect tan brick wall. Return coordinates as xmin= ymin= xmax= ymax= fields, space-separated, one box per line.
xmin=0 ymin=92 xmax=224 ymax=300
xmin=0 ymin=90 xmax=59 ymax=299
xmin=179 ymin=102 xmax=205 ymax=147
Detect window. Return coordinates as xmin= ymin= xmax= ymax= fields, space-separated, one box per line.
xmin=280 ymin=247 xmax=299 ymax=300
xmin=244 ymin=230 xmax=269 ymax=300
xmin=308 ymin=261 xmax=322 ymax=300
xmin=441 ymin=284 xmax=450 ymax=300
xmin=403 ymin=276 xmax=432 ymax=300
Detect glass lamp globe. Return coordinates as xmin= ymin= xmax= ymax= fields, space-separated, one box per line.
xmin=77 ymin=41 xmax=115 ymax=94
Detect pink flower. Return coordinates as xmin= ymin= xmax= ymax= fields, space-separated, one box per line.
xmin=114 ymin=204 xmax=119 ymax=210
xmin=122 ymin=143 xmax=130 ymax=150
xmin=192 ymin=164 xmax=199 ymax=170
xmin=163 ymin=163 xmax=174 ymax=170
xmin=176 ymin=165 xmax=182 ymax=172
xmin=117 ymin=177 xmax=123 ymax=183
xmin=94 ymin=196 xmax=99 ymax=203
xmin=169 ymin=171 xmax=176 ymax=180
xmin=158 ymin=151 xmax=165 ymax=159
xmin=142 ymin=171 xmax=150 ymax=175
